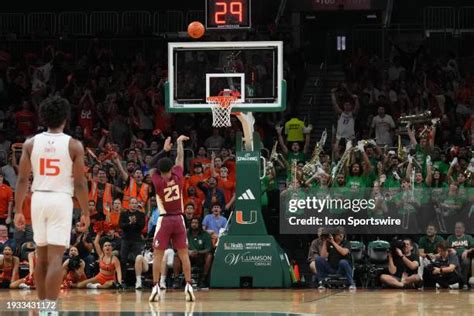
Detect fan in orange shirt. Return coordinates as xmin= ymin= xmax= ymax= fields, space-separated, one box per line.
xmin=189 ymin=147 xmax=211 ymax=172
xmin=216 ymin=167 xmax=236 ymax=212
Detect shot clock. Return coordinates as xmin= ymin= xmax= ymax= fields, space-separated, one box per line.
xmin=206 ymin=0 xmax=251 ymax=29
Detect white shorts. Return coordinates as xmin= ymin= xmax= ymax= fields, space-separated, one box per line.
xmin=31 ymin=191 xmax=73 ymax=247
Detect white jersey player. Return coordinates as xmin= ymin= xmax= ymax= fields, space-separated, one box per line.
xmin=14 ymin=96 xmax=89 ymax=307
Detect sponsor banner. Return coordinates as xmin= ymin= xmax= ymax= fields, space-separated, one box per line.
xmin=280 ymin=188 xmax=473 ymax=234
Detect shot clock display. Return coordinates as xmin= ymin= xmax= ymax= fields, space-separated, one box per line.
xmin=206 ymin=0 xmax=251 ymax=29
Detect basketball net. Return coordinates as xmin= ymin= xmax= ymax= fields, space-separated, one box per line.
xmin=206 ymin=90 xmax=254 ymax=151
xmin=207 ymin=90 xmax=240 ymax=128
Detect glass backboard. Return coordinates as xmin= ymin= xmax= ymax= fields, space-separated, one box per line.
xmin=165 ymin=41 xmax=286 ymax=113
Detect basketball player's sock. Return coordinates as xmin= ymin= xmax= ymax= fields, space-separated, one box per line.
xmin=87 ymin=283 xmax=100 ymax=289
xmin=159 ymin=275 xmax=167 ymax=288
xmin=135 ymin=276 xmax=142 ymax=289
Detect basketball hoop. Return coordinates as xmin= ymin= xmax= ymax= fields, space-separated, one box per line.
xmin=206 ymin=90 xmax=240 ymax=128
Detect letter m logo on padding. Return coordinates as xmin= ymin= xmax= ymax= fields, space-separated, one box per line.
xmin=236 ymin=210 xmax=257 ymax=224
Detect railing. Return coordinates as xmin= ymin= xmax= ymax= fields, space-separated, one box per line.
xmin=458 ymin=6 xmax=474 ymax=32
xmin=423 ymin=7 xmax=455 ymax=32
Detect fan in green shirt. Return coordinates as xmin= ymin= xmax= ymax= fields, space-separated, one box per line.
xmin=447 ymin=226 xmax=474 ymax=257
xmin=418 ymin=224 xmax=445 ymax=257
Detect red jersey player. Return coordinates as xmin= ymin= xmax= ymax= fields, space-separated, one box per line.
xmin=148 ymin=135 xmax=195 ymax=302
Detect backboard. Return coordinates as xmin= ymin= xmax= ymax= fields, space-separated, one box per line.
xmin=165 ymin=41 xmax=286 ymax=113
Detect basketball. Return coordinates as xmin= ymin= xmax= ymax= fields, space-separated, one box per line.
xmin=187 ymin=21 xmax=205 ymax=39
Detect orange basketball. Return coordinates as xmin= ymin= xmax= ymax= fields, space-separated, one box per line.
xmin=187 ymin=21 xmax=205 ymax=39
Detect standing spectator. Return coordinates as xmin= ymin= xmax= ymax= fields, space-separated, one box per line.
xmin=108 ymin=199 xmax=124 ymax=230
xmin=0 ymin=173 xmax=13 ymax=227
xmin=284 ymin=115 xmax=305 ymax=142
xmin=0 ymin=130 xmax=11 ymax=161
xmin=204 ymin=129 xmax=225 ymax=152
xmin=88 ymin=169 xmax=115 ymax=221
xmin=447 ymin=222 xmax=474 ymax=288
xmin=119 ymin=197 xmax=145 ymax=276
xmin=216 ymin=167 xmax=236 ymax=212
xmin=198 ymin=177 xmax=226 ymax=214
xmin=307 ymin=228 xmax=324 ymax=285
xmin=13 ymin=177 xmax=33 ymax=248
xmin=1 ymin=154 xmax=17 ymax=189
xmin=370 ymin=106 xmax=396 ymax=146
xmin=331 ymin=87 xmax=359 ymax=142
xmin=183 ymin=203 xmax=196 ymax=228
xmin=115 ymin=156 xmax=150 ymax=211
xmin=14 ymin=100 xmax=37 ymax=137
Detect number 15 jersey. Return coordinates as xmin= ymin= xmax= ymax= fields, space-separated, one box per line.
xmin=152 ymin=165 xmax=184 ymax=215
xmin=31 ymin=132 xmax=74 ymax=196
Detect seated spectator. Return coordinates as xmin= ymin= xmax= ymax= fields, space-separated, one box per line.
xmin=447 ymin=222 xmax=473 ymax=288
xmin=175 ymin=217 xmax=213 ymax=288
xmin=0 ymin=224 xmax=15 ymax=254
xmin=147 ymin=198 xmax=159 ymax=238
xmin=183 ymin=203 xmax=196 ymax=228
xmin=134 ymin=243 xmax=153 ymax=289
xmin=419 ymin=224 xmax=444 ymax=260
xmin=70 ymin=221 xmax=95 ymax=277
xmin=315 ymin=227 xmax=356 ymax=290
xmin=423 ymin=241 xmax=464 ymax=289
xmin=380 ymin=239 xmax=420 ymax=289
xmin=77 ymin=232 xmax=122 ymax=289
xmin=198 ymin=177 xmax=226 ymax=214
xmin=119 ymin=197 xmax=145 ymax=277
xmin=0 ymin=245 xmax=19 ymax=288
xmin=10 ymin=249 xmax=36 ymax=289
xmin=202 ymin=203 xmax=227 ymax=237
xmin=61 ymin=246 xmax=87 ymax=289
xmin=184 ymin=186 xmax=203 ymax=218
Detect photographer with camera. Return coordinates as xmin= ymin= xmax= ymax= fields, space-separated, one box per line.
xmin=380 ymin=239 xmax=420 ymax=288
xmin=315 ymin=227 xmax=356 ymax=290
xmin=423 ymin=241 xmax=463 ymax=289
xmin=61 ymin=246 xmax=86 ymax=289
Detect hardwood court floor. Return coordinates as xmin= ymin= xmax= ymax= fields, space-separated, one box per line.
xmin=1 ymin=288 xmax=473 ymax=315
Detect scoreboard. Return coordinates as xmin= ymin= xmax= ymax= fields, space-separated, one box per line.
xmin=206 ymin=0 xmax=251 ymax=29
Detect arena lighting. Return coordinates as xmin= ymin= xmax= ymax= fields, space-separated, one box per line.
xmin=366 ymin=14 xmax=377 ymax=19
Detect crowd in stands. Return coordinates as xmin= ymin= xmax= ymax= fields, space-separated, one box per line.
xmin=0 ymin=36 xmax=472 ymax=291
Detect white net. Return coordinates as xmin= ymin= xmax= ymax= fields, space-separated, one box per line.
xmin=207 ymin=96 xmax=237 ymax=128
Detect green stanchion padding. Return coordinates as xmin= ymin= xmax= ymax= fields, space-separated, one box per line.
xmin=210 ymin=131 xmax=291 ymax=288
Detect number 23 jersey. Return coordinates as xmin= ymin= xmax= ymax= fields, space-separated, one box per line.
xmin=152 ymin=165 xmax=184 ymax=215
xmin=31 ymin=132 xmax=74 ymax=196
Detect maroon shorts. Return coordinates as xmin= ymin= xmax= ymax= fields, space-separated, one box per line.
xmin=153 ymin=215 xmax=188 ymax=250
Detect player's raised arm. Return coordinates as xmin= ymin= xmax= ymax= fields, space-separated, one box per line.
xmin=70 ymin=139 xmax=90 ymax=232
xmin=14 ymin=139 xmax=33 ymax=231
xmin=147 ymin=137 xmax=173 ymax=169
xmin=175 ymin=135 xmax=189 ymax=168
